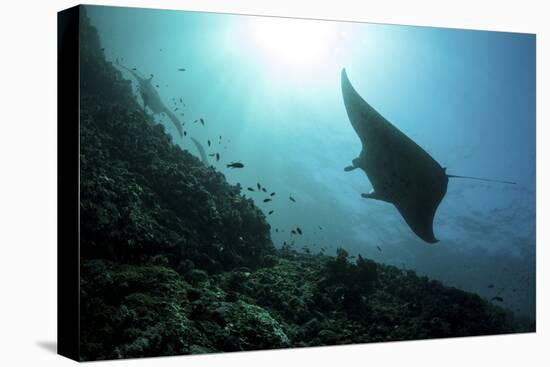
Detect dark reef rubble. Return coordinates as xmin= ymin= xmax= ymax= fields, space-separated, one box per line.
xmin=77 ymin=9 xmax=531 ymax=361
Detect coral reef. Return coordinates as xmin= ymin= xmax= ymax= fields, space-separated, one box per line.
xmin=77 ymin=9 xmax=525 ymax=361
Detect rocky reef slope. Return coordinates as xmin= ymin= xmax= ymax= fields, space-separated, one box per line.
xmin=77 ymin=10 xmax=521 ymax=361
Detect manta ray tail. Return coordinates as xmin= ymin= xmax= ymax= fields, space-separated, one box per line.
xmin=446 ymin=174 xmax=516 ymax=185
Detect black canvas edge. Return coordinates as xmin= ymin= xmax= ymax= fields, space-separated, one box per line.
xmin=57 ymin=4 xmax=81 ymax=362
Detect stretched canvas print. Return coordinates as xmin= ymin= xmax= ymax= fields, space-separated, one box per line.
xmin=58 ymin=4 xmax=536 ymax=361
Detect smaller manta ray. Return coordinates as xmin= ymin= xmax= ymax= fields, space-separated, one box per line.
xmin=115 ymin=60 xmax=183 ymax=138
xmin=341 ymin=69 xmax=515 ymax=243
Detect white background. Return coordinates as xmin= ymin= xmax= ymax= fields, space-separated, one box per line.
xmin=0 ymin=0 xmax=547 ymax=365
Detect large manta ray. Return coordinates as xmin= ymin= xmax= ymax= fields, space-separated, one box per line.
xmin=115 ymin=60 xmax=183 ymax=138
xmin=341 ymin=68 xmax=515 ymax=243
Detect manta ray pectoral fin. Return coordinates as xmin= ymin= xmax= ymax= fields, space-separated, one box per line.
xmin=344 ymin=165 xmax=357 ymax=172
xmin=191 ymin=137 xmax=208 ymax=164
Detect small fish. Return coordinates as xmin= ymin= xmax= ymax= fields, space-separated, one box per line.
xmin=200 ymin=118 xmax=205 ymax=126
xmin=178 ymin=68 xmax=186 ymax=71
xmin=491 ymin=296 xmax=504 ymax=302
xmin=488 ymin=284 xmax=495 ymax=289
xmin=318 ymin=226 xmax=323 ymax=230
xmin=263 ymin=198 xmax=272 ymax=203
xmin=180 ymin=97 xmax=183 ymax=103
xmin=262 ymin=188 xmax=267 ymax=193
xmin=208 ymin=140 xmax=211 ymax=147
xmin=257 ymin=183 xmax=261 ymax=190
xmin=216 ymin=153 xmax=220 ymax=162
xmin=194 ymin=120 xmax=198 ymax=124
xmin=275 ymin=228 xmax=279 ymax=232
xmin=227 ymin=162 xmax=244 ymax=169
xmin=209 ymin=153 xmax=216 ymax=157
xmin=156 ymin=84 xmax=160 ymax=88
xmin=132 ymin=67 xmax=137 ymax=71
xmin=180 ymin=113 xmax=185 ymax=117
xmin=174 ymin=107 xmax=178 ymax=111
xmin=183 ymin=131 xmax=187 ymax=136
xmin=376 ymin=246 xmax=382 ymax=252
xmin=296 ymin=227 xmax=302 ymax=235
xmin=100 ymin=47 xmax=105 ymax=51
xmin=270 ymin=192 xmax=276 ymax=196
xmin=268 ymin=210 xmax=274 ymax=215
xmin=247 ymin=187 xmax=255 ymax=192
xmin=291 ymin=230 xmax=297 ymax=235
xmin=289 ymin=196 xmax=296 ymax=202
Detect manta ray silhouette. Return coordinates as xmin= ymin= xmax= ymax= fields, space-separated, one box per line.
xmin=341 ymin=68 xmax=515 ymax=243
xmin=115 ymin=60 xmax=183 ymax=138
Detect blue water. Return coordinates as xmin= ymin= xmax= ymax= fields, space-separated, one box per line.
xmin=86 ymin=5 xmax=536 ymax=319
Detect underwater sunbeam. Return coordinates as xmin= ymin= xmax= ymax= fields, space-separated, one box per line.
xmin=247 ymin=16 xmax=337 ymax=74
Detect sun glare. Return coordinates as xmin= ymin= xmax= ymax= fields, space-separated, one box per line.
xmin=247 ymin=16 xmax=338 ymax=73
